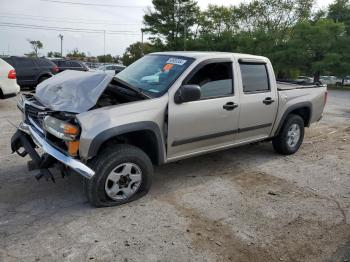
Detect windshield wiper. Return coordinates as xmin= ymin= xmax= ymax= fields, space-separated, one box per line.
xmin=113 ymin=76 xmax=151 ymax=99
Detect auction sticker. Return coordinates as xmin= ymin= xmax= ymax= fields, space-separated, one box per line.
xmin=166 ymin=57 xmax=187 ymax=65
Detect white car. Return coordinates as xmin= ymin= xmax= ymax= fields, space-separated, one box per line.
xmin=0 ymin=58 xmax=20 ymax=99
xmin=343 ymin=76 xmax=350 ymax=86
xmin=295 ymin=76 xmax=313 ymax=84
xmin=96 ymin=64 xmax=126 ymax=76
xmin=320 ymin=76 xmax=342 ymax=86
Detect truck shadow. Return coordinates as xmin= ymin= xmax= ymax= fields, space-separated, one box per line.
xmin=0 ymin=142 xmax=279 ymax=216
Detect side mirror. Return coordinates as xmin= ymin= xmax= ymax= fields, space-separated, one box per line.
xmin=174 ymin=85 xmax=201 ymax=104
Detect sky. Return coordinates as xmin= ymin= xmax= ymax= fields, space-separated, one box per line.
xmin=0 ymin=0 xmax=336 ymax=57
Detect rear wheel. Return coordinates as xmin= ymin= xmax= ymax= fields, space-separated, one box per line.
xmin=272 ymin=114 xmax=304 ymax=155
xmin=83 ymin=144 xmax=153 ymax=207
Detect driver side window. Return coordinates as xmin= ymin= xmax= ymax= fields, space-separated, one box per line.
xmin=187 ymin=62 xmax=233 ymax=99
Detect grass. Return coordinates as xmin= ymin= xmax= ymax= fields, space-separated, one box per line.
xmin=327 ymin=85 xmax=350 ymax=91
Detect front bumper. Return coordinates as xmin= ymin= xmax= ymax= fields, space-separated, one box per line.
xmin=11 ymin=121 xmax=95 ymax=179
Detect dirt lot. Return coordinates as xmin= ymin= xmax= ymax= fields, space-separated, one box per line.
xmin=0 ymin=90 xmax=349 ymax=262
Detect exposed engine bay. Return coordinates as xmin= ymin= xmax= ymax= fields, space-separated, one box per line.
xmin=94 ymin=79 xmax=146 ymax=109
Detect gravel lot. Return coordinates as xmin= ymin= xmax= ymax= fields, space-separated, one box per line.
xmin=0 ymin=90 xmax=349 ymax=262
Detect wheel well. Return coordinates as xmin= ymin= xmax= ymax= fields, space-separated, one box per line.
xmin=38 ymin=74 xmax=51 ymax=82
xmin=0 ymin=88 xmax=3 ymax=99
xmin=97 ymin=130 xmax=160 ymax=165
xmin=289 ymin=107 xmax=311 ymax=127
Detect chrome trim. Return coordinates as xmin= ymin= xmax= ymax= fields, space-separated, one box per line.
xmin=23 ymin=122 xmax=95 ymax=179
xmin=18 ymin=121 xmax=30 ymax=135
xmin=28 ymin=117 xmax=45 ymax=134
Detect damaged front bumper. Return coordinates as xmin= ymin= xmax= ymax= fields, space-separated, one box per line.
xmin=11 ymin=121 xmax=95 ymax=180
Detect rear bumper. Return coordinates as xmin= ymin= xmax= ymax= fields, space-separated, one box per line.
xmin=12 ymin=122 xmax=95 ymax=179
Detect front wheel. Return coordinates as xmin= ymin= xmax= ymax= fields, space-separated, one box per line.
xmin=84 ymin=144 xmax=153 ymax=207
xmin=272 ymin=114 xmax=305 ymax=155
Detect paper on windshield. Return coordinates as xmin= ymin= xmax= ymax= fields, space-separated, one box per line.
xmin=166 ymin=57 xmax=187 ymax=65
xmin=35 ymin=70 xmax=113 ymax=113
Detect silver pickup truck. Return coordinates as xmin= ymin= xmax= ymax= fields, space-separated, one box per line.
xmin=11 ymin=52 xmax=327 ymax=207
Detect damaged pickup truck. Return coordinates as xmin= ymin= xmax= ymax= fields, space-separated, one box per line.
xmin=11 ymin=52 xmax=327 ymax=207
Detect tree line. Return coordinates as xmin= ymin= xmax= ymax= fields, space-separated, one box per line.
xmin=121 ymin=0 xmax=350 ymax=80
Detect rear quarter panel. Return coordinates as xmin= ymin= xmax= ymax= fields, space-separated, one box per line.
xmin=271 ymin=86 xmax=327 ymax=136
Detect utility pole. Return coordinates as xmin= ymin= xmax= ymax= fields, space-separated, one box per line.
xmin=58 ymin=34 xmax=63 ymax=57
xmin=103 ymin=30 xmax=106 ymax=64
xmin=141 ymin=28 xmax=144 ymax=56
xmin=184 ymin=7 xmax=187 ymax=51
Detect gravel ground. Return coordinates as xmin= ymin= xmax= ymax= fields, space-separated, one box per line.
xmin=0 ymin=90 xmax=349 ymax=262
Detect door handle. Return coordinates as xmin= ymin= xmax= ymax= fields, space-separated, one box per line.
xmin=223 ymin=102 xmax=238 ymax=111
xmin=263 ymin=97 xmax=275 ymax=105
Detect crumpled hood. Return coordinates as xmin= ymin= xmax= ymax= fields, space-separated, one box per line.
xmin=35 ymin=70 xmax=113 ymax=113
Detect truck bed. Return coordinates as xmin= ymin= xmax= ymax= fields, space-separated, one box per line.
xmin=277 ymin=81 xmax=324 ymax=91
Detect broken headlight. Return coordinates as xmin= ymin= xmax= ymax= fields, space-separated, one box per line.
xmin=43 ymin=116 xmax=80 ymax=141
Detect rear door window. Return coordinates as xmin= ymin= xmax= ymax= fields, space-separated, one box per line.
xmin=36 ymin=59 xmax=52 ymax=67
xmin=240 ymin=63 xmax=270 ymax=93
xmin=69 ymin=61 xmax=82 ymax=68
xmin=14 ymin=58 xmax=36 ymax=68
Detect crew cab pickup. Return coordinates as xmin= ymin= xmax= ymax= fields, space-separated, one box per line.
xmin=11 ymin=52 xmax=327 ymax=207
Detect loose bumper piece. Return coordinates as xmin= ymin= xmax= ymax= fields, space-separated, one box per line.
xmin=11 ymin=122 xmax=95 ymax=179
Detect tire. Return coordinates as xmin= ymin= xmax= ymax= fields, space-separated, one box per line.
xmin=83 ymin=144 xmax=153 ymax=207
xmin=38 ymin=76 xmax=50 ymax=84
xmin=272 ymin=114 xmax=305 ymax=155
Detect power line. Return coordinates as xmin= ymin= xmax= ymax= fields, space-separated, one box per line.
xmin=40 ymin=0 xmax=146 ymax=8
xmin=0 ymin=22 xmax=141 ymax=35
xmin=0 ymin=12 xmax=141 ymax=24
xmin=0 ymin=14 xmax=141 ymax=26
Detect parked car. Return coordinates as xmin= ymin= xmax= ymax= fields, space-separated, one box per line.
xmin=343 ymin=76 xmax=350 ymax=86
xmin=2 ymin=56 xmax=58 ymax=89
xmin=0 ymin=58 xmax=20 ymax=99
xmin=320 ymin=76 xmax=342 ymax=86
xmin=96 ymin=64 xmax=126 ymax=75
xmin=51 ymin=59 xmax=89 ymax=72
xmin=295 ymin=76 xmax=313 ymax=84
xmin=11 ymin=52 xmax=327 ymax=207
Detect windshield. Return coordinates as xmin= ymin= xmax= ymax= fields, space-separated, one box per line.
xmin=116 ymin=55 xmax=194 ymax=97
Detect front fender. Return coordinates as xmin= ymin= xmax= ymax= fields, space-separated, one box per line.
xmin=85 ymin=121 xmax=166 ymax=164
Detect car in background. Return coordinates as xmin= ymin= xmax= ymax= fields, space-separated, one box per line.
xmin=320 ymin=76 xmax=342 ymax=86
xmin=51 ymin=59 xmax=89 ymax=73
xmin=96 ymin=64 xmax=126 ymax=75
xmin=0 ymin=58 xmax=20 ymax=99
xmin=2 ymin=56 xmax=58 ymax=89
xmin=342 ymin=76 xmax=350 ymax=86
xmin=295 ymin=76 xmax=313 ymax=84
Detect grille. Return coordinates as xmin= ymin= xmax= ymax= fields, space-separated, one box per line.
xmin=25 ymin=103 xmax=47 ymax=129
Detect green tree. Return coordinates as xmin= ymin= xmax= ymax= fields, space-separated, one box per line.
xmin=328 ymin=0 xmax=350 ymax=33
xmin=143 ymin=0 xmax=199 ymax=50
xmin=27 ymin=40 xmax=43 ymax=57
xmin=121 ymin=42 xmax=153 ymax=66
xmin=97 ymin=54 xmax=113 ymax=63
xmin=283 ymin=19 xmax=350 ymax=80
xmin=47 ymin=51 xmax=62 ymax=58
xmin=66 ymin=48 xmax=86 ymax=59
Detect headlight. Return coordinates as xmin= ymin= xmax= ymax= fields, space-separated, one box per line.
xmin=43 ymin=116 xmax=80 ymax=141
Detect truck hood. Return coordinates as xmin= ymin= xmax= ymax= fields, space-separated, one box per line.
xmin=35 ymin=70 xmax=113 ymax=113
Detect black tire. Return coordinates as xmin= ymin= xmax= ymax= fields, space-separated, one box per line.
xmin=272 ymin=114 xmax=305 ymax=155
xmin=38 ymin=76 xmax=50 ymax=84
xmin=83 ymin=144 xmax=153 ymax=207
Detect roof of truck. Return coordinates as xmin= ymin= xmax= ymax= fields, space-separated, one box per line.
xmin=152 ymin=51 xmax=267 ymax=60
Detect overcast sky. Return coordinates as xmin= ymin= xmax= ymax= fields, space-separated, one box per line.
xmin=0 ymin=0 xmax=335 ymax=57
